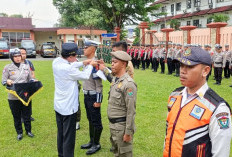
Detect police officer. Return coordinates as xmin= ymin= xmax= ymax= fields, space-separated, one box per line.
xmin=159 ymin=43 xmax=166 ymax=74
xmin=172 ymin=43 xmax=177 ymax=72
xmin=163 ymin=47 xmax=231 ymax=157
xmin=167 ymin=42 xmax=173 ymax=75
xmin=108 ymin=50 xmax=137 ymax=157
xmin=224 ymin=44 xmax=231 ymax=79
xmin=174 ymin=44 xmax=182 ymax=77
xmin=53 ymin=43 xmax=95 ymax=157
xmin=2 ymin=48 xmax=34 ymax=140
xmin=80 ymin=41 xmax=103 ymax=155
xmin=213 ymin=44 xmax=226 ymax=85
xmin=152 ymin=44 xmax=159 ymax=72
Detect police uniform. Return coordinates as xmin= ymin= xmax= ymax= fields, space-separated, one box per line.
xmin=212 ymin=45 xmax=226 ymax=85
xmin=174 ymin=44 xmax=182 ymax=77
xmin=152 ymin=45 xmax=159 ymax=72
xmin=223 ymin=45 xmax=231 ymax=78
xmin=159 ymin=44 xmax=166 ymax=74
xmin=164 ymin=47 xmax=232 ymax=157
xmin=108 ymin=51 xmax=137 ymax=157
xmin=2 ymin=48 xmax=33 ymax=140
xmin=53 ymin=43 xmax=93 ymax=157
xmin=141 ymin=46 xmax=147 ymax=70
xmin=167 ymin=43 xmax=173 ymax=75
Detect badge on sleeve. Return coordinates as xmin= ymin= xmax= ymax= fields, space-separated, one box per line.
xmin=190 ymin=105 xmax=205 ymax=120
xmin=168 ymin=97 xmax=176 ymax=108
xmin=216 ymin=112 xmax=229 ymax=129
xmin=127 ymin=88 xmax=134 ymax=96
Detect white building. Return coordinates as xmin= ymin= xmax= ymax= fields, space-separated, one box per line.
xmin=150 ymin=0 xmax=232 ymax=32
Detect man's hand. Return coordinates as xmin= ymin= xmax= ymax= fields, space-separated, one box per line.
xmin=7 ymin=79 xmax=13 ymax=85
xmin=90 ymin=60 xmax=98 ymax=67
xmin=123 ymin=134 xmax=132 ymax=142
xmin=93 ymin=102 xmax=101 ymax=108
xmin=83 ymin=59 xmax=92 ymax=66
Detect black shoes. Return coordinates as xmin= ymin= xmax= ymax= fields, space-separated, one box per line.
xmin=27 ymin=132 xmax=34 ymax=138
xmin=81 ymin=142 xmax=92 ymax=149
xmin=17 ymin=134 xmax=23 ymax=141
xmin=230 ymin=85 xmax=232 ymax=87
xmin=30 ymin=117 xmax=35 ymax=121
xmin=86 ymin=144 xmax=101 ymax=155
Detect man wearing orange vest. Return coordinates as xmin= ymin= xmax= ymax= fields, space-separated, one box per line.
xmin=163 ymin=47 xmax=231 ymax=157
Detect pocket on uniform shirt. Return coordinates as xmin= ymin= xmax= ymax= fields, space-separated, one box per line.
xmin=111 ymin=92 xmax=122 ymax=105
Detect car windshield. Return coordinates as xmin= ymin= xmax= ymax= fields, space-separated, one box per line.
xmin=0 ymin=41 xmax=8 ymax=49
xmin=43 ymin=45 xmax=53 ymax=49
xmin=21 ymin=41 xmax=35 ymax=49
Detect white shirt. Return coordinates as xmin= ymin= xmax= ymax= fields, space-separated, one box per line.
xmin=181 ymin=83 xmax=231 ymax=157
xmin=52 ymin=57 xmax=93 ymax=115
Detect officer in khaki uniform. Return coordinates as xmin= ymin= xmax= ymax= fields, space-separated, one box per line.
xmin=107 ymin=51 xmax=137 ymax=157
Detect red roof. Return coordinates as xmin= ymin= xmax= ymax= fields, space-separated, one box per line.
xmin=150 ymin=0 xmax=169 ymax=6
xmin=0 ymin=17 xmax=33 ymax=30
xmin=153 ymin=5 xmax=232 ymax=23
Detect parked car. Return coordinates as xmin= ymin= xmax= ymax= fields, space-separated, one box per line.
xmin=0 ymin=38 xmax=10 ymax=58
xmin=21 ymin=39 xmax=36 ymax=58
xmin=40 ymin=43 xmax=56 ymax=57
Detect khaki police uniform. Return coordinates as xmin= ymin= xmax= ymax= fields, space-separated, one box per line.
xmin=107 ymin=51 xmax=137 ymax=157
xmin=213 ymin=50 xmax=226 ymax=84
xmin=224 ymin=50 xmax=232 ymax=78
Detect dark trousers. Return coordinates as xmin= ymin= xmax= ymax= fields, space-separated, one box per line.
xmin=8 ymin=100 xmax=31 ymax=134
xmin=167 ymin=58 xmax=173 ymax=74
xmin=84 ymin=94 xmax=102 ymax=129
xmin=146 ymin=58 xmax=150 ymax=68
xmin=136 ymin=59 xmax=140 ymax=69
xmin=56 ymin=111 xmax=77 ymax=157
xmin=175 ymin=63 xmax=180 ymax=76
xmin=172 ymin=61 xmax=176 ymax=72
xmin=153 ymin=58 xmax=158 ymax=72
xmin=142 ymin=59 xmax=146 ymax=70
xmin=76 ymin=104 xmax=81 ymax=122
xmin=160 ymin=58 xmax=165 ymax=73
xmin=224 ymin=61 xmax=230 ymax=78
xmin=214 ymin=67 xmax=223 ymax=83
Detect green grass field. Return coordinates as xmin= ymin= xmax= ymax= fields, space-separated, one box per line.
xmin=0 ymin=60 xmax=232 ymax=157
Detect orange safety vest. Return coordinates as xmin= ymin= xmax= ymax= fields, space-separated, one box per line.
xmin=163 ymin=87 xmax=230 ymax=157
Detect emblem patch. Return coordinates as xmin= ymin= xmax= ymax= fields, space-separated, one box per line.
xmin=11 ymin=71 xmax=15 ymax=75
xmin=216 ymin=112 xmax=230 ymax=129
xmin=168 ymin=97 xmax=176 ymax=108
xmin=217 ymin=117 xmax=229 ymax=129
xmin=127 ymin=88 xmax=133 ymax=96
xmin=184 ymin=48 xmax=191 ymax=56
xmin=117 ymin=82 xmax=122 ymax=88
xmin=190 ymin=105 xmax=205 ymax=120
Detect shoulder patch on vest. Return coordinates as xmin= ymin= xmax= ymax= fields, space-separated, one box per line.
xmin=190 ymin=105 xmax=205 ymax=120
xmin=168 ymin=97 xmax=176 ymax=109
xmin=216 ymin=112 xmax=230 ymax=129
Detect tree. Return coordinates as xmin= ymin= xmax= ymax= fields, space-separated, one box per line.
xmin=168 ymin=19 xmax=180 ymax=30
xmin=209 ymin=13 xmax=230 ymax=23
xmin=53 ymin=0 xmax=161 ymax=32
xmin=133 ymin=27 xmax=140 ymax=45
xmin=10 ymin=14 xmax=23 ymax=18
xmin=0 ymin=13 xmax=8 ymax=17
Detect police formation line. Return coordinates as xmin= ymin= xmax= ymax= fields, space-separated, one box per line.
xmin=1 ymin=41 xmax=232 ymax=157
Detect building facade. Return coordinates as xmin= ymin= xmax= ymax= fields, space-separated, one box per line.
xmin=151 ymin=0 xmax=232 ymax=32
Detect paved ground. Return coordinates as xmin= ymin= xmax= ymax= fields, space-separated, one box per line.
xmin=0 ymin=54 xmax=86 ymax=61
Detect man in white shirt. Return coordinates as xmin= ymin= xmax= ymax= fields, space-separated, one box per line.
xmin=164 ymin=47 xmax=231 ymax=157
xmin=52 ymin=43 xmax=96 ymax=157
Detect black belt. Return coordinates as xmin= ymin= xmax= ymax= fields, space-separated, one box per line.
xmin=109 ymin=117 xmax=126 ymax=124
xmin=215 ymin=62 xmax=222 ymax=64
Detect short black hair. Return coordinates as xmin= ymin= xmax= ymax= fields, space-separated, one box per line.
xmin=19 ymin=47 xmax=27 ymax=51
xmin=61 ymin=53 xmax=76 ymax=59
xmin=112 ymin=41 xmax=127 ymax=52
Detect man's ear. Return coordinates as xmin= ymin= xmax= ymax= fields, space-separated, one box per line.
xmin=202 ymin=65 xmax=211 ymax=77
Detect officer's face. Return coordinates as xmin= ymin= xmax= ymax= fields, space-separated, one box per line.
xmin=180 ymin=63 xmax=210 ymax=89
xmin=13 ymin=55 xmax=22 ymax=63
xmin=84 ymin=46 xmax=95 ymax=57
xmin=225 ymin=46 xmax=229 ymax=51
xmin=67 ymin=55 xmax=77 ymax=63
xmin=111 ymin=58 xmax=126 ymax=75
xmin=20 ymin=49 xmax=27 ymax=60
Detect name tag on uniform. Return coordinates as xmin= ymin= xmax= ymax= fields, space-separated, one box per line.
xmin=190 ymin=105 xmax=205 ymax=120
xmin=168 ymin=97 xmax=176 ymax=109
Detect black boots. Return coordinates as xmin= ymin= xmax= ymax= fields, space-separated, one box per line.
xmin=86 ymin=128 xmax=102 ymax=155
xmin=81 ymin=123 xmax=94 ymax=149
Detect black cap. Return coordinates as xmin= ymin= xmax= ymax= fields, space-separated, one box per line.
xmin=174 ymin=47 xmax=211 ymax=66
xmin=61 ymin=43 xmax=78 ymax=57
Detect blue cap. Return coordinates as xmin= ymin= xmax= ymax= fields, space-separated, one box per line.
xmin=61 ymin=43 xmax=78 ymax=56
xmin=174 ymin=47 xmax=211 ymax=66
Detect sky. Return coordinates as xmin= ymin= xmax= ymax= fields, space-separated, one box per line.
xmin=1 ymin=0 xmax=60 ymax=27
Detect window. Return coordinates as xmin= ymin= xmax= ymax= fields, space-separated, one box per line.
xmin=161 ymin=6 xmax=166 ymax=13
xmin=161 ymin=24 xmax=165 ymax=29
xmin=217 ymin=0 xmax=224 ymax=2
xmin=207 ymin=18 xmax=213 ymax=24
xmin=24 ymin=33 xmax=30 ymax=38
xmin=194 ymin=0 xmax=201 ymax=7
xmin=193 ymin=19 xmax=200 ymax=27
xmin=1 ymin=32 xmax=31 ymax=48
xmin=187 ymin=0 xmax=191 ymax=9
xmin=176 ymin=2 xmax=181 ymax=11
xmin=208 ymin=0 xmax=213 ymax=4
xmin=86 ymin=35 xmax=91 ymax=38
xmin=80 ymin=35 xmax=82 ymax=38
xmin=94 ymin=35 xmax=97 ymax=38
xmin=171 ymin=4 xmax=174 ymax=14
xmin=187 ymin=21 xmax=191 ymax=25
